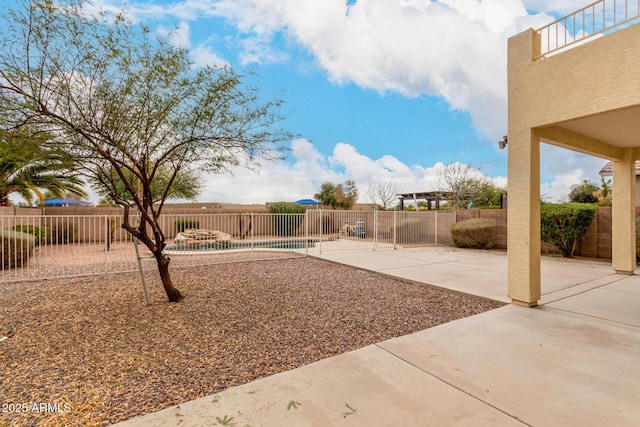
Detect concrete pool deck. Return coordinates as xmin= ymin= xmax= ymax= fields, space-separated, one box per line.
xmin=113 ymin=247 xmax=640 ymax=426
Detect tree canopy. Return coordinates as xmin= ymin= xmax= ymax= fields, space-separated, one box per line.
xmin=0 ymin=128 xmax=86 ymax=206
xmin=437 ymin=163 xmax=504 ymax=210
xmin=314 ymin=180 xmax=358 ymax=210
xmin=0 ymin=0 xmax=291 ymax=301
xmin=568 ymin=180 xmax=599 ymax=204
xmin=366 ymin=179 xmax=401 ymax=210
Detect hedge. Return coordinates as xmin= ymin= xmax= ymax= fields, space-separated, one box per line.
xmin=540 ymin=203 xmax=596 ymax=258
xmin=268 ymin=202 xmax=306 ymax=236
xmin=450 ymin=218 xmax=496 ymax=249
xmin=1 ymin=230 xmax=35 ymax=269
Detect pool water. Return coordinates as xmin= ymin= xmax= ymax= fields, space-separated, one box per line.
xmin=165 ymin=238 xmax=317 ymax=253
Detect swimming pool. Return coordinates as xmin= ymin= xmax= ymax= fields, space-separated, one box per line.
xmin=164 ymin=238 xmax=317 ymax=254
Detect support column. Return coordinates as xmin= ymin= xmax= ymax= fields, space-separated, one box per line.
xmin=612 ymin=151 xmax=636 ymax=274
xmin=507 ymin=129 xmax=541 ymax=307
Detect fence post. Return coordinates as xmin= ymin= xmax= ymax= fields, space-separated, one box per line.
xmin=373 ymin=210 xmax=378 ymax=250
xmin=393 ymin=210 xmax=397 ymax=249
xmin=104 ymin=215 xmax=109 ymax=267
xmin=305 ymin=212 xmax=309 ymax=255
xmin=319 ymin=210 xmax=323 ymax=254
xmin=435 ymin=211 xmax=438 ymax=245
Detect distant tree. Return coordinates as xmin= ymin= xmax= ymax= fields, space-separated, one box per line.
xmin=599 ymin=177 xmax=612 ymax=202
xmin=0 ymin=0 xmax=290 ymax=302
xmin=367 ymin=179 xmax=401 ymax=210
xmin=437 ymin=163 xmax=485 ymax=210
xmin=0 ymin=129 xmax=86 ymax=207
xmin=568 ymin=180 xmax=599 ymax=204
xmin=470 ymin=181 xmax=506 ymax=208
xmin=314 ymin=180 xmax=358 ymax=209
xmin=315 ymin=183 xmax=338 ymax=208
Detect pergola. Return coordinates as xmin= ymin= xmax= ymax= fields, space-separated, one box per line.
xmin=396 ymin=192 xmax=449 ymax=210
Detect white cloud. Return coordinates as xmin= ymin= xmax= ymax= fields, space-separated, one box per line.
xmin=540 ymin=170 xmax=583 ymax=203
xmin=539 ymin=144 xmax=609 ymax=202
xmin=193 ymin=139 xmax=604 ymax=206
xmin=237 ymin=37 xmax=290 ymax=66
xmin=196 ymin=139 xmax=508 ymax=205
xmin=190 ymin=45 xmax=229 ymax=68
xmin=158 ymin=21 xmax=192 ymax=48
xmin=186 ymin=0 xmax=554 ymax=140
xmin=67 ymin=0 xmax=604 ymax=205
xmin=85 ymin=0 xmax=581 ymax=141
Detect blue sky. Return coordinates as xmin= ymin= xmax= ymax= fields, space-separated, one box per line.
xmin=12 ymin=0 xmax=613 ymax=204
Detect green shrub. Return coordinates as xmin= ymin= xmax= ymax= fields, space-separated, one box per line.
xmin=268 ymin=202 xmax=306 ymax=236
xmin=1 ymin=230 xmax=35 ymax=269
xmin=450 ymin=218 xmax=496 ymax=249
xmin=12 ymin=225 xmax=50 ymax=246
xmin=49 ymin=222 xmax=77 ymax=244
xmin=175 ymin=219 xmax=200 ymax=233
xmin=540 ymin=203 xmax=596 ymax=258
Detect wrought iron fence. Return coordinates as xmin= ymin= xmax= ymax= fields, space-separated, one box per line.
xmin=0 ymin=210 xmax=456 ymax=283
xmin=536 ymin=0 xmax=640 ymax=58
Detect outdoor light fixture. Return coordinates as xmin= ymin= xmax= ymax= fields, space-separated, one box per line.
xmin=498 ymin=135 xmax=508 ymax=150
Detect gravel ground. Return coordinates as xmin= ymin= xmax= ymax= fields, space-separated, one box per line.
xmin=0 ymin=256 xmax=502 ymax=426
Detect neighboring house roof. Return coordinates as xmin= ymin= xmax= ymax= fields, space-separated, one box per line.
xmin=599 ymin=160 xmax=640 ymax=177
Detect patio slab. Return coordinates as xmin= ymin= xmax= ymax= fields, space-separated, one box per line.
xmin=114 ymin=247 xmax=640 ymax=427
xmin=379 ymin=305 xmax=640 ymax=427
xmin=114 ymin=343 xmax=523 ymax=427
xmin=545 ymin=283 xmax=640 ymax=327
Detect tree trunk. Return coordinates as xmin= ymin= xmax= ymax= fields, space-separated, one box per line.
xmin=154 ymin=251 xmax=183 ymax=302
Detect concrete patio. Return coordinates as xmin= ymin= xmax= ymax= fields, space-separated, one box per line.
xmin=114 ymin=247 xmax=640 ymax=426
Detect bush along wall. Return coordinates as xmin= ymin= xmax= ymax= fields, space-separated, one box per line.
xmin=12 ymin=225 xmax=50 ymax=247
xmin=450 ymin=218 xmax=497 ymax=249
xmin=268 ymin=202 xmax=306 ymax=236
xmin=540 ymin=203 xmax=596 ymax=258
xmin=1 ymin=230 xmax=35 ymax=269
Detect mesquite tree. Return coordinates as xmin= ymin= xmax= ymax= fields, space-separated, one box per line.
xmin=0 ymin=0 xmax=290 ymax=301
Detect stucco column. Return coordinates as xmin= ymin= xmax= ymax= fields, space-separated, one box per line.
xmin=507 ymin=129 xmax=541 ymax=307
xmin=612 ymin=151 xmax=636 ymax=274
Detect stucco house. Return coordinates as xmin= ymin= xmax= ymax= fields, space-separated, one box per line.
xmin=507 ymin=3 xmax=640 ymax=307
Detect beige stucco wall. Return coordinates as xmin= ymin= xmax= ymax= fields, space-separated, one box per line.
xmin=509 ymin=25 xmax=640 ymax=139
xmin=508 ymin=23 xmax=640 ymax=306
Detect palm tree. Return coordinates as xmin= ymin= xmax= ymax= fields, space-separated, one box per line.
xmin=0 ymin=130 xmax=87 ymax=207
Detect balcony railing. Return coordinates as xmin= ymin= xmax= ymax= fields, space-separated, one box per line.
xmin=536 ymin=0 xmax=640 ymax=58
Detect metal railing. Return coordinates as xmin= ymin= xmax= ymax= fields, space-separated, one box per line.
xmin=536 ymin=0 xmax=640 ymax=58
xmin=0 ymin=211 xmax=456 ymax=283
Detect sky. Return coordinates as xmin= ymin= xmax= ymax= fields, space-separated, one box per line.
xmin=11 ymin=0 xmax=613 ymax=205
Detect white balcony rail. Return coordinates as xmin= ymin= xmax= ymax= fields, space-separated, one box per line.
xmin=536 ymin=0 xmax=640 ymax=58
xmin=0 ymin=211 xmax=456 ymax=283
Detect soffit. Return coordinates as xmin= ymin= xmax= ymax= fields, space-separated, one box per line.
xmin=556 ymin=106 xmax=640 ymax=148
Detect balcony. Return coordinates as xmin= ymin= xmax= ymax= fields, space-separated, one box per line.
xmin=536 ymin=0 xmax=640 ymax=58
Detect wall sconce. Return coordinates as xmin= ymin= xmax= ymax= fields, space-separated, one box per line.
xmin=498 ymin=135 xmax=508 ymax=150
